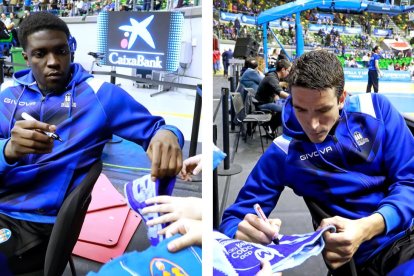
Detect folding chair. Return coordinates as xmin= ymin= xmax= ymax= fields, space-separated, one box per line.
xmin=232 ymin=90 xmax=272 ymax=153
xmin=15 ymin=160 xmax=103 ymax=276
xmin=304 ymin=197 xmax=358 ymax=276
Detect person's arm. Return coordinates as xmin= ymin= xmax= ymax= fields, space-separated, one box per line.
xmin=374 ymin=93 xmax=414 ymax=233
xmin=179 ymin=154 xmax=202 ymax=181
xmin=318 ymin=213 xmax=385 ymax=269
xmin=4 ymin=119 xmax=56 ymax=163
xmin=219 ymin=143 xmax=286 ymax=243
xmin=141 ymin=196 xmax=202 ymax=227
xmin=279 ymin=91 xmax=290 ymax=99
xmin=319 ymin=94 xmax=414 ymax=269
xmin=164 ymin=218 xmax=202 ymax=252
xmin=95 ymin=81 xmax=184 ymax=180
xmin=268 ymin=76 xmax=283 ymax=100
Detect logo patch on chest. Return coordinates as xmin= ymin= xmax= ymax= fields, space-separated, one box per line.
xmin=61 ymin=93 xmax=77 ymax=108
xmin=353 ymin=131 xmax=369 ymax=146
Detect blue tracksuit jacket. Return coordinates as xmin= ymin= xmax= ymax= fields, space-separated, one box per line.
xmin=220 ymin=93 xmax=414 ymax=265
xmin=0 ymin=63 xmax=184 ymax=224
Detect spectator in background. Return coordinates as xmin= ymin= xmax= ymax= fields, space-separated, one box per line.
xmin=349 ymin=58 xmax=358 ymax=68
xmin=8 ymin=12 xmax=20 ymax=29
xmin=255 ymin=59 xmax=291 ymax=113
xmin=104 ymin=0 xmax=115 ymax=11
xmin=239 ymin=57 xmax=264 ymax=92
xmin=362 ymin=52 xmax=370 ymax=68
xmin=213 ymin=49 xmax=220 ymax=75
xmin=394 ymin=63 xmax=401 ymax=71
xmin=1 ymin=13 xmax=10 ymax=26
xmin=221 ymin=48 xmax=233 ymax=78
xmin=234 ymin=17 xmax=241 ymax=37
xmin=21 ymin=10 xmax=31 ymax=21
xmin=269 ymin=48 xmax=279 ymax=67
xmin=24 ymin=0 xmax=31 ymax=10
xmin=367 ymin=45 xmax=382 ymax=93
xmin=0 ymin=20 xmax=10 ymax=40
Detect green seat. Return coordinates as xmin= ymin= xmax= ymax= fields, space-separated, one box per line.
xmin=11 ymin=47 xmax=28 ymax=73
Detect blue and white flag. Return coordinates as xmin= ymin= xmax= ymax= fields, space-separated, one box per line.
xmin=213 ymin=226 xmax=335 ymax=275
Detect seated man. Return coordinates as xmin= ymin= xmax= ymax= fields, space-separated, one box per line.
xmin=239 ymin=57 xmax=264 ymax=93
xmin=0 ymin=20 xmax=10 ymax=40
xmin=255 ymin=59 xmax=291 ymax=113
xmin=220 ymin=50 xmax=414 ymax=275
xmin=0 ymin=12 xmax=183 ymax=273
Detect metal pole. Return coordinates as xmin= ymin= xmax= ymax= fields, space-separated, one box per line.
xmin=221 ymin=87 xmax=231 ymax=170
xmin=217 ymin=89 xmax=241 ymax=176
xmin=110 ymin=66 xmax=116 ymax=84
xmin=228 ymin=77 xmax=236 ymax=131
xmin=189 ymin=84 xmax=202 ymax=157
xmin=0 ymin=58 xmax=4 ymax=85
xmin=213 ymin=124 xmax=219 ymax=229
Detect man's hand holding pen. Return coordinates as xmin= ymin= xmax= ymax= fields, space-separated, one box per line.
xmin=5 ymin=117 xmax=57 ymax=163
xmin=235 ymin=205 xmax=282 ymax=245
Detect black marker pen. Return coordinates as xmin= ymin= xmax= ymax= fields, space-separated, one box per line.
xmin=21 ymin=112 xmax=63 ymax=142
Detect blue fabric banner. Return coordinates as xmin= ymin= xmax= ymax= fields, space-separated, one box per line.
xmin=344 ymin=68 xmax=411 ymax=82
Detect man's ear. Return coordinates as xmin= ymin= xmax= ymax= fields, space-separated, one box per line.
xmin=339 ymin=90 xmax=347 ymax=109
xmin=22 ymin=52 xmax=29 ymax=66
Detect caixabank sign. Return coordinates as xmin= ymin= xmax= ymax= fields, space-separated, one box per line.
xmin=97 ymin=11 xmax=184 ymax=71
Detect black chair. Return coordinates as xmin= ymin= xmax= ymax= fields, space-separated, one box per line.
xmin=232 ymin=90 xmax=272 ymax=153
xmin=304 ymin=197 xmax=358 ymax=276
xmin=16 ymin=160 xmax=103 ymax=276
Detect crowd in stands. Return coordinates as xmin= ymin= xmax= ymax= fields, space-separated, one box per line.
xmin=0 ymin=0 xmax=195 ymax=19
xmin=213 ymin=4 xmax=414 ymax=73
xmin=213 ymin=0 xmax=294 ymax=16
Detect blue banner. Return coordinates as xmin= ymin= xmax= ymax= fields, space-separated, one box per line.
xmin=344 ymin=68 xmax=411 ymax=82
xmin=343 ymin=26 xmax=362 ymax=34
xmin=308 ymin=24 xmax=344 ymax=33
xmin=269 ymin=20 xmax=281 ymax=27
xmin=220 ymin=11 xmax=240 ymax=22
xmin=220 ymin=12 xmax=257 ymax=25
xmin=240 ymin=14 xmax=256 ymax=25
xmin=373 ymin=28 xmax=392 ymax=37
xmin=318 ymin=13 xmax=334 ymax=20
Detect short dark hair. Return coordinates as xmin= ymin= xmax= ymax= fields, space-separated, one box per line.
xmin=244 ymin=57 xmax=258 ymax=69
xmin=372 ymin=45 xmax=380 ymax=52
xmin=18 ymin=12 xmax=70 ymax=50
xmin=287 ymin=50 xmax=344 ymax=99
xmin=276 ymin=59 xmax=291 ymax=72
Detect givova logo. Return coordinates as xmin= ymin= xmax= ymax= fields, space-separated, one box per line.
xmin=118 ymin=16 xmax=156 ymax=50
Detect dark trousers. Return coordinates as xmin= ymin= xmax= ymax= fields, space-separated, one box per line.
xmin=331 ymin=227 xmax=414 ymax=276
xmin=366 ymin=70 xmax=379 ymax=93
xmin=223 ymin=62 xmax=229 ymax=76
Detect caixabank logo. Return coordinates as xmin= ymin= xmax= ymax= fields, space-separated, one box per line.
xmin=98 ymin=11 xmax=184 ymax=71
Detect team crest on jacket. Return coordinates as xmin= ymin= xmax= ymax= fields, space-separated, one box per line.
xmin=61 ymin=93 xmax=77 ymax=108
xmin=0 ymin=228 xmax=11 ymax=244
xmin=354 ymin=131 xmax=369 ymax=146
